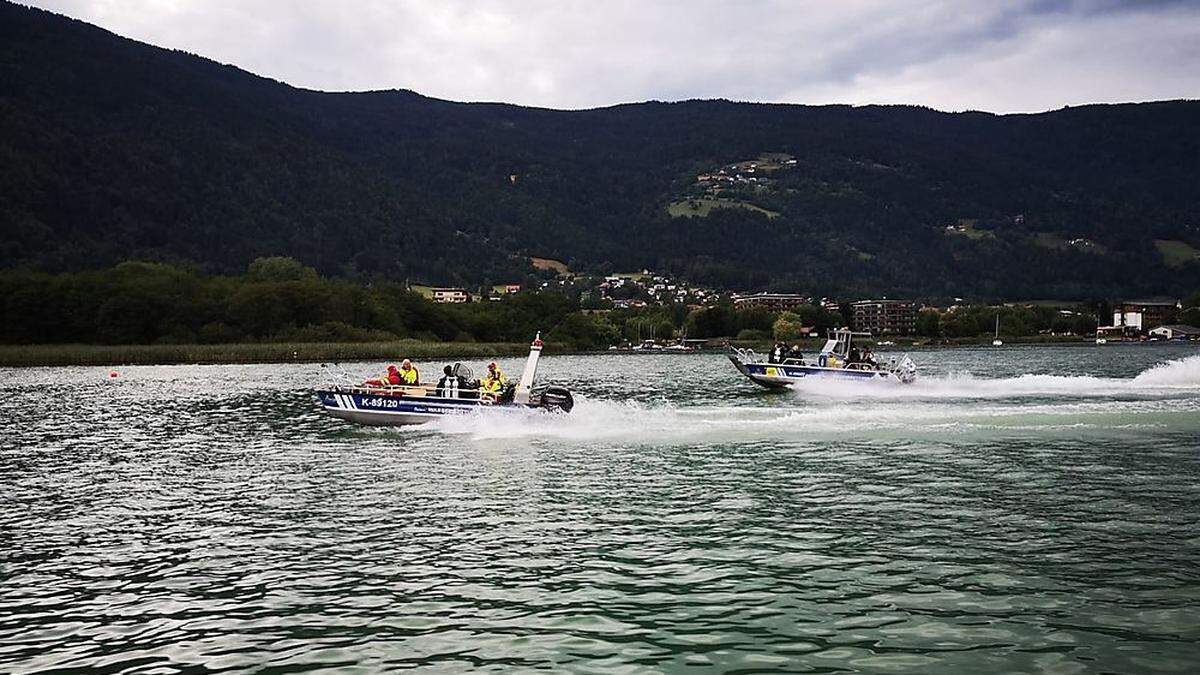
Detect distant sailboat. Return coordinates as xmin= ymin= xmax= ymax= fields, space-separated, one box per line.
xmin=992 ymin=314 xmax=1003 ymax=346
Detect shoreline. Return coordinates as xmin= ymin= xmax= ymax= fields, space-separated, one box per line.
xmin=0 ymin=335 xmax=1153 ymax=367
xmin=0 ymin=341 xmax=531 ymax=368
xmin=728 ymin=334 xmax=1093 ymax=351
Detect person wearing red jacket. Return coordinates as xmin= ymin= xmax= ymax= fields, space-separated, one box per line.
xmin=365 ymin=364 xmax=403 ymax=387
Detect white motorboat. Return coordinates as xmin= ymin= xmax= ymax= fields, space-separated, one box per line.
xmin=729 ymin=329 xmax=917 ymax=387
xmin=315 ymin=334 xmax=573 ymax=426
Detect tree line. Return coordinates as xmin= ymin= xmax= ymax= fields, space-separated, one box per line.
xmin=3 ymin=259 xmax=1196 ymax=349
xmin=0 ymin=257 xmax=748 ymax=350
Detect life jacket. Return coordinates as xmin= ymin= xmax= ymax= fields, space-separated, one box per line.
xmin=482 ymin=375 xmax=504 ymax=394
xmin=386 ymin=370 xmax=402 ymax=385
xmin=400 ymin=367 xmax=419 ymax=385
xmin=487 ymin=367 xmax=505 ymax=386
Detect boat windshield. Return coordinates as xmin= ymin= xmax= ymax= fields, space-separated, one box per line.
xmin=822 ymin=330 xmax=854 ymax=357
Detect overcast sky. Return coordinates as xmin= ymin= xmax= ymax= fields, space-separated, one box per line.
xmin=28 ymin=0 xmax=1200 ymax=112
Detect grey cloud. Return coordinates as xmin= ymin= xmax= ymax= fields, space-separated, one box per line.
xmin=27 ymin=0 xmax=1200 ymax=112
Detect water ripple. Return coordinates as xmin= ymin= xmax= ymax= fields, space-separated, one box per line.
xmin=2 ymin=346 xmax=1200 ymax=672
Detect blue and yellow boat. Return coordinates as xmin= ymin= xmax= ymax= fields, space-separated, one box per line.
xmin=316 ymin=334 xmax=574 ymax=426
xmin=729 ymin=329 xmax=917 ymax=387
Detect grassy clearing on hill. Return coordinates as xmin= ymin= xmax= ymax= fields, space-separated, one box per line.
xmin=1031 ymin=232 xmax=1106 ymax=254
xmin=668 ymin=198 xmax=779 ymax=219
xmin=943 ymin=220 xmax=995 ymax=241
xmin=0 ymin=341 xmax=528 ymax=367
xmin=1154 ymin=239 xmax=1200 ymax=268
xmin=530 ymin=257 xmax=570 ymax=275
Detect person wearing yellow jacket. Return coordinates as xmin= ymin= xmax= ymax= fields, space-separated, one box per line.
xmin=398 ymin=359 xmax=420 ymax=385
xmin=480 ymin=362 xmax=506 ymax=400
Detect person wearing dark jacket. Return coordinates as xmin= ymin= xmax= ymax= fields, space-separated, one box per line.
xmin=861 ymin=346 xmax=878 ymax=367
xmin=436 ymin=365 xmax=467 ymax=398
xmin=769 ymin=342 xmax=786 ymax=364
xmin=787 ymin=344 xmax=804 ymax=364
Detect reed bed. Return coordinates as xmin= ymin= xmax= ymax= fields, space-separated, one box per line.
xmin=0 ymin=341 xmax=529 ymax=367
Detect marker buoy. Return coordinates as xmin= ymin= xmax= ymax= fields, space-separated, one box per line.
xmin=109 ymin=370 xmax=119 ymax=378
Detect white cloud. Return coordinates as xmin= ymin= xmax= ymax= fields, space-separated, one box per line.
xmin=27 ymin=0 xmax=1200 ymax=111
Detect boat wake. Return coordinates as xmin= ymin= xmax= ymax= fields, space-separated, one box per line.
xmin=424 ymin=355 xmax=1200 ymax=444
xmin=786 ymin=354 xmax=1200 ymax=401
xmin=1131 ymin=353 xmax=1200 ymax=386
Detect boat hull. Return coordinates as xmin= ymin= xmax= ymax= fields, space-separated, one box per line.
xmin=316 ymin=389 xmax=549 ymax=426
xmin=728 ymin=354 xmax=910 ymax=388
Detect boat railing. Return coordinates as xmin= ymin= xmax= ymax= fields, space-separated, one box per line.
xmin=731 ymin=346 xmax=761 ymax=364
xmin=324 ymin=382 xmax=489 ymax=397
xmin=884 ymin=354 xmax=918 ymax=383
xmin=319 ymin=362 xmax=357 ymax=386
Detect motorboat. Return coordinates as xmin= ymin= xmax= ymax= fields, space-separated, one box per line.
xmin=728 ymin=328 xmax=917 ymax=387
xmin=315 ymin=334 xmax=573 ymax=426
xmin=663 ymin=343 xmax=696 ymax=352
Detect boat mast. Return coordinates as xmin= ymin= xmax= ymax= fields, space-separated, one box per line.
xmin=515 ymin=332 xmax=544 ymax=404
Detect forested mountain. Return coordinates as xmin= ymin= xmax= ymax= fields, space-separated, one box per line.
xmin=2 ymin=1 xmax=1199 ymax=298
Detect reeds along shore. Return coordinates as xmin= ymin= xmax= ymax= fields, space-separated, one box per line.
xmin=0 ymin=341 xmax=529 ymax=368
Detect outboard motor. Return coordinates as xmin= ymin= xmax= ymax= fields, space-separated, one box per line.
xmin=889 ymin=355 xmax=918 ymax=384
xmin=497 ymin=382 xmax=517 ymax=404
xmin=452 ymin=362 xmax=474 ymax=382
xmin=537 ymin=386 xmax=574 ymax=413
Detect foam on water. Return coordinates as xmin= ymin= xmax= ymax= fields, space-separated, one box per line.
xmin=427 ymin=355 xmax=1200 ymax=443
xmin=4 ymin=347 xmax=1200 ymax=673
xmin=1132 ymin=353 xmax=1200 ymax=385
xmin=789 ymin=353 xmax=1200 ymax=401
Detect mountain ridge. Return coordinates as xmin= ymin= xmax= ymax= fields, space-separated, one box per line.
xmin=2 ymin=0 xmax=1198 ymax=298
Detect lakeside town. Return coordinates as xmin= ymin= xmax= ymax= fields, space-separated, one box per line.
xmin=413 ymin=264 xmax=1200 ymax=349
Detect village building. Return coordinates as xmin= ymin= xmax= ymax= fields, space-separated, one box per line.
xmin=819 ymin=298 xmax=841 ymax=313
xmin=431 ymin=287 xmax=469 ymax=304
xmin=732 ymin=292 xmax=809 ymax=312
xmin=1096 ymin=324 xmax=1140 ymax=341
xmin=1111 ymin=300 xmax=1179 ymax=331
xmin=852 ymin=299 xmax=917 ymax=335
xmin=1149 ymin=324 xmax=1200 ymax=340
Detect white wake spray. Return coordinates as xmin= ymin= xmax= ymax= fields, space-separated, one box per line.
xmin=1131 ymin=354 xmax=1200 ymax=386
xmin=423 ymin=355 xmax=1200 ymax=443
xmin=788 ymin=354 xmax=1200 ymax=401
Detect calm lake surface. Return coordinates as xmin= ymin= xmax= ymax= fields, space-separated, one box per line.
xmin=3 ymin=343 xmax=1200 ymax=673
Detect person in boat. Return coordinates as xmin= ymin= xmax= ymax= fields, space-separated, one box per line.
xmin=768 ymin=342 xmax=785 ymax=364
xmin=364 ymin=364 xmax=404 ymax=387
xmin=848 ymin=347 xmax=862 ymax=365
xmin=861 ymin=345 xmax=877 ymax=368
xmin=436 ymin=365 xmax=467 ymax=398
xmin=398 ymin=359 xmax=420 ymax=385
xmin=786 ymin=344 xmax=804 ymax=365
xmin=480 ymin=362 xmax=507 ymax=401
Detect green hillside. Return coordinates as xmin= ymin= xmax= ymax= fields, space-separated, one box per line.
xmin=1 ymin=1 xmax=1199 ymax=298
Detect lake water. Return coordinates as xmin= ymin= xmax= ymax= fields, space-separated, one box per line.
xmin=3 ymin=343 xmax=1200 ymax=673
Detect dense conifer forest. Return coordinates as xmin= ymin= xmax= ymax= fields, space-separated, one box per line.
xmin=2 ymin=1 xmax=1199 ymax=301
